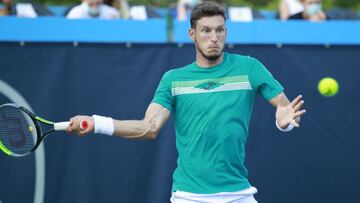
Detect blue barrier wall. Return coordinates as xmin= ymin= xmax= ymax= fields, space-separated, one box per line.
xmin=0 ymin=17 xmax=168 ymax=43
xmin=173 ymin=20 xmax=360 ymax=45
xmin=1 ymin=17 xmax=360 ymax=44
xmin=0 ymin=43 xmax=359 ymax=203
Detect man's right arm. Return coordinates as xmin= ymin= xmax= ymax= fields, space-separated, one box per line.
xmin=113 ymin=103 xmax=170 ymax=139
xmin=66 ymin=103 xmax=170 ymax=140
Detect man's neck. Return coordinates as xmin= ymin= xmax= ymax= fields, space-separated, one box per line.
xmin=196 ymin=53 xmax=224 ymax=68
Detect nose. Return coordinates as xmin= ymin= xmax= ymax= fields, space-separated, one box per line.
xmin=210 ymin=30 xmax=218 ymax=43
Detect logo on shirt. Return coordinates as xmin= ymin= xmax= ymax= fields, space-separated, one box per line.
xmin=195 ymin=81 xmax=223 ymax=90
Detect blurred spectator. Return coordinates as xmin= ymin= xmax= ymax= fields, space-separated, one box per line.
xmin=290 ymin=0 xmax=326 ymax=21
xmin=0 ymin=0 xmax=16 ymax=16
xmin=177 ymin=0 xmax=222 ymax=21
xmin=285 ymin=0 xmax=326 ymax=21
xmin=67 ymin=0 xmax=120 ymax=19
xmin=104 ymin=0 xmax=130 ymax=19
xmin=0 ymin=0 xmax=52 ymax=17
xmin=177 ymin=0 xmax=199 ymax=21
xmin=278 ymin=0 xmax=304 ymax=20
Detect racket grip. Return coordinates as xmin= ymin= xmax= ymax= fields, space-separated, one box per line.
xmin=54 ymin=122 xmax=70 ymax=131
xmin=54 ymin=120 xmax=88 ymax=131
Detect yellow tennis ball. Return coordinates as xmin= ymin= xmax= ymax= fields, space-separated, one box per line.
xmin=318 ymin=77 xmax=339 ymax=97
xmin=28 ymin=126 xmax=33 ymax=132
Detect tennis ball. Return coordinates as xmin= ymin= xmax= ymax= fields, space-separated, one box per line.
xmin=28 ymin=126 xmax=33 ymax=132
xmin=318 ymin=77 xmax=339 ymax=97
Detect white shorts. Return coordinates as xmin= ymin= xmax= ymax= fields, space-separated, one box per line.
xmin=170 ymin=186 xmax=258 ymax=203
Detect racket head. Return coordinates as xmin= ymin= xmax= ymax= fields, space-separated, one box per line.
xmin=0 ymin=103 xmax=40 ymax=157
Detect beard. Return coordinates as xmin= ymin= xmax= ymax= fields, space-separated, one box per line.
xmin=195 ymin=41 xmax=223 ymax=62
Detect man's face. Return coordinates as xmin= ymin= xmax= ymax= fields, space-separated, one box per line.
xmin=190 ymin=15 xmax=227 ymax=61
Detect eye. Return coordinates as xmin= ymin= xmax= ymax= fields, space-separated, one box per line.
xmin=216 ymin=27 xmax=224 ymax=33
xmin=202 ymin=28 xmax=211 ymax=33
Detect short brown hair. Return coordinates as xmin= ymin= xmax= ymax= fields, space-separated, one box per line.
xmin=190 ymin=2 xmax=226 ymax=29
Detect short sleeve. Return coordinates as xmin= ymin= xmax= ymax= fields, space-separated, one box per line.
xmin=152 ymin=71 xmax=175 ymax=112
xmin=249 ymin=57 xmax=284 ymax=101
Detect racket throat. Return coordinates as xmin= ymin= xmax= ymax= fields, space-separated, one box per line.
xmin=31 ymin=129 xmax=54 ymax=152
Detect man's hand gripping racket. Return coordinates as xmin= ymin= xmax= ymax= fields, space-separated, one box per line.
xmin=66 ymin=115 xmax=94 ymax=136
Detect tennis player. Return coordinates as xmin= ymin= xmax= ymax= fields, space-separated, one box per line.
xmin=67 ymin=2 xmax=306 ymax=202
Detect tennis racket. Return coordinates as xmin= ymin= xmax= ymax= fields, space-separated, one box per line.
xmin=0 ymin=103 xmax=88 ymax=157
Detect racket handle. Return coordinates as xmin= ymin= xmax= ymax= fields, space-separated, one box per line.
xmin=54 ymin=120 xmax=88 ymax=131
xmin=54 ymin=122 xmax=70 ymax=131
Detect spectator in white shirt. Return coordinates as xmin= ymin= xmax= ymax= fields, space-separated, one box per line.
xmin=67 ymin=0 xmax=120 ymax=19
xmin=279 ymin=0 xmax=304 ymax=20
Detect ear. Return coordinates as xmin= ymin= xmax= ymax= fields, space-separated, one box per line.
xmin=189 ymin=28 xmax=195 ymax=42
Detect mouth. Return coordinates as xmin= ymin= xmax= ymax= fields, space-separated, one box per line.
xmin=209 ymin=45 xmax=219 ymax=49
xmin=208 ymin=46 xmax=220 ymax=52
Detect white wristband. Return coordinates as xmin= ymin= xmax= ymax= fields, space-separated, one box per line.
xmin=276 ymin=120 xmax=294 ymax=132
xmin=92 ymin=115 xmax=114 ymax=136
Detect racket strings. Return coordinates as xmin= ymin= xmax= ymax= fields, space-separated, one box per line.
xmin=0 ymin=105 xmax=36 ymax=155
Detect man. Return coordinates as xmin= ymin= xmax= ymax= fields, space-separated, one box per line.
xmin=289 ymin=0 xmax=326 ymax=21
xmin=66 ymin=0 xmax=120 ymax=19
xmin=67 ymin=2 xmax=306 ymax=202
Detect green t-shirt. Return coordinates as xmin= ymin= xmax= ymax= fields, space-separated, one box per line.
xmin=152 ymin=53 xmax=283 ymax=194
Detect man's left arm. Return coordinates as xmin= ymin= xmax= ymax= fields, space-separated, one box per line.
xmin=269 ymin=92 xmax=306 ymax=130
